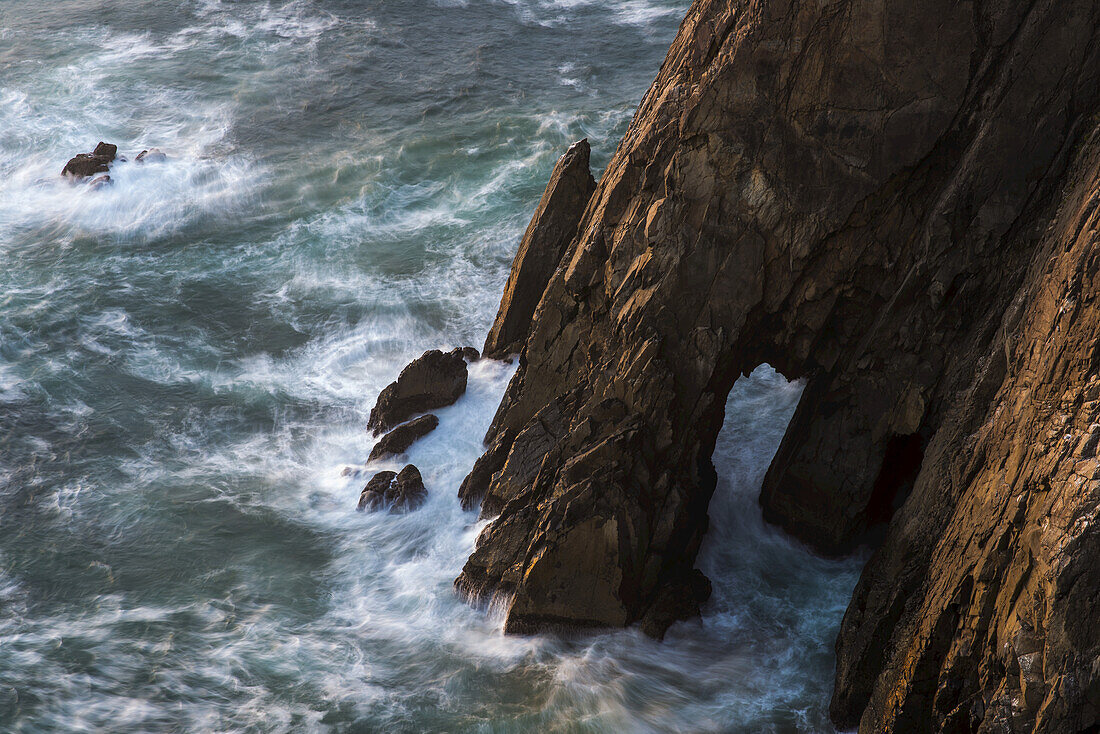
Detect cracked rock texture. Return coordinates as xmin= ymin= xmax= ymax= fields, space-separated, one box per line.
xmin=357 ymin=465 xmax=427 ymax=512
xmin=367 ymin=349 xmax=468 ymax=436
xmin=454 ymin=0 xmax=1100 ymax=730
xmin=482 ymin=139 xmax=597 ymax=360
xmin=368 ymin=414 xmax=439 ymax=462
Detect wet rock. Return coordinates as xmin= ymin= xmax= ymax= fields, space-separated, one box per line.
xmin=638 ymin=569 xmax=712 ymax=640
xmin=452 ymin=0 xmax=1100 ymax=731
xmin=482 ymin=139 xmax=596 ymax=360
xmin=91 ymin=142 xmax=116 ymax=158
xmin=367 ymin=349 xmax=467 ymax=436
xmin=451 ymin=346 xmax=480 ymax=362
xmin=357 ymin=471 xmax=396 ymax=510
xmin=457 ymin=428 xmax=513 ymax=511
xmin=63 ymin=155 xmax=110 ymax=178
xmin=88 ymin=175 xmax=112 ymax=190
xmin=356 ymin=465 xmax=426 ymax=512
xmin=368 ymin=414 xmax=439 ymax=462
xmin=62 ymin=141 xmax=118 ymax=179
xmin=136 ymin=148 xmax=167 ymax=163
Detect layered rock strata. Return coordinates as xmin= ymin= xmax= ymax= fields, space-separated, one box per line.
xmin=454 ymin=0 xmax=1100 ymax=730
xmin=482 ymin=139 xmax=597 ymax=359
xmin=368 ymin=414 xmax=440 ymax=462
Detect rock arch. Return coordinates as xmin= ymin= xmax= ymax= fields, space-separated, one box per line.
xmin=454 ymin=0 xmax=1100 ymax=730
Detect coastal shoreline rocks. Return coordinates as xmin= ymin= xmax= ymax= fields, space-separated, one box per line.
xmin=366 ymin=348 xmax=474 ymax=436
xmin=61 ymin=142 xmax=169 ymax=183
xmin=351 ymin=346 xmax=480 ymax=509
xmin=368 ymin=414 xmax=440 ymax=463
xmin=357 ymin=465 xmax=426 ymax=512
xmin=440 ymin=4 xmax=1100 ymax=733
xmin=62 ymin=141 xmax=117 ymax=179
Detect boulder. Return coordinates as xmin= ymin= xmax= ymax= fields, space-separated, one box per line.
xmin=357 ymin=465 xmax=427 ymax=512
xmin=88 ymin=175 xmax=112 ymax=190
xmin=367 ymin=350 xmax=467 ymax=436
xmin=482 ymin=140 xmax=596 ymax=360
xmin=92 ymin=142 xmax=117 ymax=158
xmin=62 ymin=141 xmax=118 ymax=179
xmin=368 ymin=414 xmax=439 ymax=462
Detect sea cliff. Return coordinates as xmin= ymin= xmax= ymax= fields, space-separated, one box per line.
xmin=453 ymin=0 xmax=1100 ymax=730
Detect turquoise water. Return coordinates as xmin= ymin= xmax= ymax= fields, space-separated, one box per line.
xmin=0 ymin=1 xmax=861 ymax=731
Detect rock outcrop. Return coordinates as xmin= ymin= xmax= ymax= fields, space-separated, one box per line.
xmin=368 ymin=414 xmax=439 ymax=462
xmin=367 ymin=349 xmax=470 ymax=435
xmin=357 ymin=465 xmax=427 ymax=512
xmin=482 ymin=139 xmax=597 ymax=359
xmin=62 ymin=142 xmax=117 ymax=179
xmin=454 ymin=0 xmax=1100 ymax=731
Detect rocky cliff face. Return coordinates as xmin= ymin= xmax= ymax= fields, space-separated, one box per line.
xmin=481 ymin=139 xmax=596 ymax=360
xmin=456 ymin=0 xmax=1100 ymax=730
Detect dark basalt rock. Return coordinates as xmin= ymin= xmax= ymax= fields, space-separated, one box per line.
xmin=91 ymin=142 xmax=117 ymax=158
xmin=457 ymin=428 xmax=513 ymax=511
xmin=451 ymin=0 xmax=1100 ymax=731
xmin=356 ymin=465 xmax=426 ymax=512
xmin=482 ymin=140 xmax=596 ymax=360
xmin=367 ymin=350 xmax=468 ymax=436
xmin=368 ymin=414 xmax=439 ymax=462
xmin=62 ymin=141 xmax=118 ymax=179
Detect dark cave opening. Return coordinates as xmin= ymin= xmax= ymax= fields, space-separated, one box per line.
xmin=866 ymin=431 xmax=926 ymax=527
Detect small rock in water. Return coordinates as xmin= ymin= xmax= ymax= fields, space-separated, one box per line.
xmin=368 ymin=414 xmax=439 ymax=462
xmin=62 ymin=141 xmax=118 ymax=179
xmin=367 ymin=349 xmax=468 ymax=435
xmin=357 ymin=465 xmax=427 ymax=512
xmin=88 ymin=175 xmax=112 ymax=190
xmin=136 ymin=148 xmax=167 ymax=163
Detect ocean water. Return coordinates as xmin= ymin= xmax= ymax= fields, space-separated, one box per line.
xmin=0 ymin=1 xmax=863 ymax=731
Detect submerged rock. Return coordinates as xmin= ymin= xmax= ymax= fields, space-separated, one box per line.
xmin=368 ymin=414 xmax=439 ymax=462
xmin=357 ymin=465 xmax=426 ymax=512
xmin=482 ymin=140 xmax=595 ymax=360
xmin=136 ymin=148 xmax=167 ymax=163
xmin=62 ymin=141 xmax=118 ymax=179
xmin=367 ymin=349 xmax=467 ymax=436
xmin=87 ymin=175 xmax=112 ymax=190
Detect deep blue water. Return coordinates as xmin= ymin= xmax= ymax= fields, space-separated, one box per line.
xmin=0 ymin=1 xmax=861 ymax=731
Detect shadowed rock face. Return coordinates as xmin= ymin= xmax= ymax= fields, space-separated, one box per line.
xmin=367 ymin=350 xmax=468 ymax=436
xmin=368 ymin=414 xmax=440 ymax=462
xmin=357 ymin=465 xmax=427 ymax=512
xmin=454 ymin=0 xmax=1100 ymax=730
xmin=482 ymin=139 xmax=597 ymax=360
xmin=62 ymin=141 xmax=117 ymax=179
